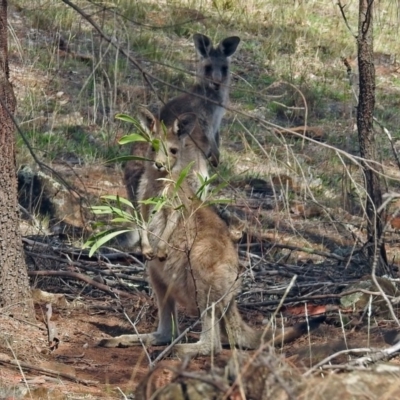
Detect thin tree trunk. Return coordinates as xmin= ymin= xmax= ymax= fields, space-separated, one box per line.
xmin=357 ymin=0 xmax=387 ymax=269
xmin=0 ymin=0 xmax=35 ymax=319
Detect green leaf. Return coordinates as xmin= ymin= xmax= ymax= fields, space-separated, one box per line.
xmin=107 ymin=155 xmax=150 ymax=164
xmin=210 ymin=181 xmax=228 ymax=194
xmin=115 ymin=113 xmax=140 ymax=124
xmin=84 ymin=229 xmax=132 ymax=257
xmin=119 ymin=134 xmax=148 ymax=145
xmin=101 ymin=195 xmax=134 ymax=208
xmin=174 ymin=161 xmax=194 ymax=195
xmin=140 ymin=196 xmax=164 ymax=205
xmin=205 ymin=198 xmax=233 ymax=206
xmin=152 ymin=138 xmax=161 ymax=152
xmin=90 ymin=206 xmax=116 ymax=215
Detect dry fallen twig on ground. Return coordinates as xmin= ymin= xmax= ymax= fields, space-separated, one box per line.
xmin=0 ymin=353 xmax=97 ymax=385
xmin=28 ymin=270 xmax=136 ymax=299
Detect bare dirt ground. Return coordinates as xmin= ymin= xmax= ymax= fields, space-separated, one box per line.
xmin=1 ymin=265 xmax=399 ymax=400
xmin=5 ymin=158 xmax=400 ymax=399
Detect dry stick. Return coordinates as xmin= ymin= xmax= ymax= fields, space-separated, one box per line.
xmin=28 ymin=270 xmax=135 ymax=299
xmin=243 ymin=241 xmax=347 ymax=262
xmin=222 ymin=276 xmax=298 ymax=400
xmin=240 ymin=287 xmax=393 ymax=308
xmin=121 ymin=308 xmax=153 ymax=367
xmin=347 ymin=340 xmax=400 ymax=366
xmin=22 ymin=237 xmax=145 ymax=267
xmin=164 ymin=367 xmax=230 ymax=392
xmin=304 ymin=340 xmax=400 ymax=376
xmin=0 ymin=353 xmax=97 ymax=385
xmin=0 ymin=311 xmax=46 ymax=331
xmin=264 ymin=355 xmax=297 ymax=400
xmin=371 ymin=249 xmax=400 ymax=327
xmin=6 ymin=340 xmax=32 ymax=399
xmin=60 ymin=0 xmax=160 ymax=100
xmin=303 ymin=347 xmax=374 ymax=377
xmin=337 ymin=0 xmax=357 ymax=37
xmin=367 ymin=183 xmax=400 ymax=327
xmin=30 ymin=251 xmax=137 ymax=279
xmin=25 ymin=250 xmax=146 ymax=284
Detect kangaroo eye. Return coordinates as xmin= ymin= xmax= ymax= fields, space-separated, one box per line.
xmin=205 ymin=65 xmax=212 ymax=75
xmin=170 ymin=148 xmax=178 ymax=155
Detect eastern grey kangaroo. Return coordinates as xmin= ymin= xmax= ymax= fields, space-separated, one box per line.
xmin=159 ymin=33 xmax=240 ymax=167
xmin=99 ymin=112 xmax=322 ymax=357
xmin=136 ymin=109 xmax=210 ymax=260
xmin=124 ymin=33 xmax=240 ymax=211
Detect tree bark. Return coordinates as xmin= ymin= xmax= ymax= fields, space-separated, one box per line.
xmin=0 ymin=0 xmax=35 ymax=319
xmin=357 ymin=0 xmax=387 ymax=269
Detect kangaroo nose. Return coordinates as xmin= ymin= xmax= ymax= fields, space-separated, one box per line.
xmin=155 ymin=162 xmax=163 ymax=170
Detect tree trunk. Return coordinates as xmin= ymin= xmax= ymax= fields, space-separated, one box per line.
xmin=0 ymin=0 xmax=35 ymax=319
xmin=357 ymin=0 xmax=387 ymax=270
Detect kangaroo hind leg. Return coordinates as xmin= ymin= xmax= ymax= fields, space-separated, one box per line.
xmin=173 ymin=303 xmax=222 ymax=358
xmin=99 ymin=260 xmax=179 ymax=348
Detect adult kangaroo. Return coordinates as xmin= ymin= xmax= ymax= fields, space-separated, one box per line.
xmin=100 ymin=112 xmax=322 ymax=357
xmin=122 ymin=34 xmax=240 ymax=248
xmin=159 ymin=33 xmax=240 ymax=167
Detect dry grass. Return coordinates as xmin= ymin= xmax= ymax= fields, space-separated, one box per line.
xmin=5 ymin=1 xmax=400 ymax=397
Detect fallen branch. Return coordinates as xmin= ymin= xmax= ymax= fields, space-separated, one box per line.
xmin=22 ymin=237 xmax=144 ymax=266
xmin=240 ymin=240 xmax=347 ymax=262
xmin=0 ymin=353 xmax=97 ymax=385
xmin=304 ymin=340 xmax=400 ymax=376
xmin=28 ymin=270 xmax=136 ymax=299
xmin=240 ymin=288 xmax=394 ymax=308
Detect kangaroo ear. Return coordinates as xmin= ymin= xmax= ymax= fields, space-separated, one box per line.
xmin=137 ymin=108 xmax=158 ymax=134
xmin=219 ymin=36 xmax=240 ymax=57
xmin=193 ymin=33 xmax=213 ymax=57
xmin=173 ymin=113 xmax=197 ymax=138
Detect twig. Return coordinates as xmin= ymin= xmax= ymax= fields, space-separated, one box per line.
xmin=337 ymin=1 xmax=356 ymax=37
xmin=0 ymin=313 xmax=46 ymax=331
xmin=28 ymin=270 xmax=135 ymax=299
xmin=305 ymin=339 xmax=400 ymax=376
xmin=240 ymin=287 xmax=392 ymax=308
xmin=222 ymin=276 xmax=298 ymax=400
xmin=0 ymin=353 xmax=97 ymax=385
xmin=303 ymin=348 xmax=372 ymax=376
xmin=6 ymin=341 xmax=32 ymax=398
xmin=240 ymin=240 xmax=346 ymax=262
xmin=23 ymin=237 xmax=145 ymax=266
xmin=167 ymin=367 xmax=230 ymax=392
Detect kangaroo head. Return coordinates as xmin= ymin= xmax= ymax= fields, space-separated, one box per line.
xmin=140 ymin=110 xmax=207 ymax=173
xmin=193 ymin=33 xmax=240 ymax=91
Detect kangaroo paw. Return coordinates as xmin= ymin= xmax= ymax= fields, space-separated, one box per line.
xmin=98 ymin=332 xmax=173 ymax=348
xmin=141 ymin=245 xmax=155 ymax=260
xmin=156 ymin=244 xmax=168 ymax=261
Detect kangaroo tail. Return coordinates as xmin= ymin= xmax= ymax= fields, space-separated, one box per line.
xmin=222 ymin=302 xmax=325 ymax=350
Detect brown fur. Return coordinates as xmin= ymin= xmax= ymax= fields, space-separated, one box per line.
xmin=124 ymin=140 xmax=149 ymax=205
xmin=123 ymin=34 xmax=240 ymax=209
xmin=159 ymin=34 xmax=240 ymax=167
xmin=99 ymin=113 xmax=323 ymax=357
xmin=137 ymin=112 xmax=210 ymax=260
